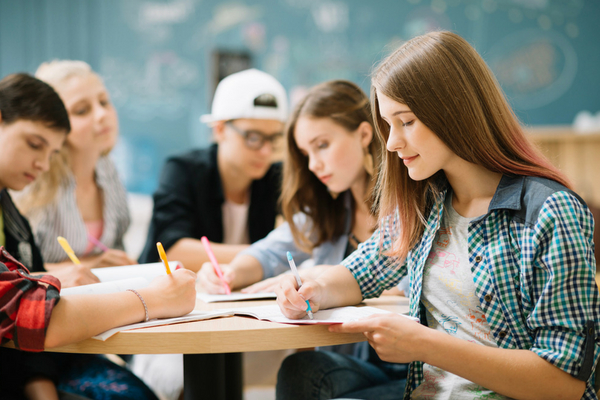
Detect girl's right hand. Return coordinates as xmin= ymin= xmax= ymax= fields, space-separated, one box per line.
xmin=196 ymin=261 xmax=234 ymax=294
xmin=141 ymin=268 xmax=197 ymax=319
xmin=275 ymin=275 xmax=322 ymax=319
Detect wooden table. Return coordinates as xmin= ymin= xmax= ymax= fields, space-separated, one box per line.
xmin=40 ymin=296 xmax=410 ymax=400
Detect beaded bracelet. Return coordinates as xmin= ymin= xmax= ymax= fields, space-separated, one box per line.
xmin=127 ymin=289 xmax=149 ymax=322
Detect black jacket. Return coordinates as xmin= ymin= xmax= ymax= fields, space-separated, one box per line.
xmin=139 ymin=144 xmax=282 ymax=263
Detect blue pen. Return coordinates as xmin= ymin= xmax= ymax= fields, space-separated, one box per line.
xmin=286 ymin=252 xmax=314 ymax=320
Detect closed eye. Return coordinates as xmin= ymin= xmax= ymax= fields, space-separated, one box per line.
xmin=27 ymin=140 xmax=43 ymax=150
xmin=402 ymin=120 xmax=415 ymax=127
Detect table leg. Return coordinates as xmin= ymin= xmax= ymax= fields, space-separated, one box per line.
xmin=183 ymin=353 xmax=243 ymax=400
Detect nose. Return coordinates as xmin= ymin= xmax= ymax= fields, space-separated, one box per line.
xmin=386 ymin=126 xmax=405 ymax=153
xmin=94 ymin=102 xmax=108 ymax=122
xmin=257 ymin=140 xmax=274 ymax=157
xmin=307 ymin=154 xmax=322 ymax=174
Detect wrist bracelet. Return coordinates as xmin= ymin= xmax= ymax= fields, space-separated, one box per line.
xmin=127 ymin=289 xmax=149 ymax=322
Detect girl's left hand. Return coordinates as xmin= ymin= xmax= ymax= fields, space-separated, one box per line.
xmin=329 ymin=313 xmax=425 ymax=364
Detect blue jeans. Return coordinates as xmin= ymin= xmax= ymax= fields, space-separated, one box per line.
xmin=276 ymin=350 xmax=407 ymax=400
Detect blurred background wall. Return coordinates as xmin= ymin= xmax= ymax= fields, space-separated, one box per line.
xmin=1 ymin=0 xmax=599 ymax=194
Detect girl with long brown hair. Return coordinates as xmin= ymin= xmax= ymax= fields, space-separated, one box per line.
xmin=276 ymin=31 xmax=599 ymax=399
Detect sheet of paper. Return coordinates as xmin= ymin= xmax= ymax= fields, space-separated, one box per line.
xmin=197 ymin=292 xmax=277 ymax=303
xmin=91 ymin=261 xmax=180 ymax=282
xmin=220 ymin=305 xmax=411 ymax=325
xmin=92 ymin=310 xmax=234 ymax=341
xmin=61 ymin=277 xmax=149 ymax=295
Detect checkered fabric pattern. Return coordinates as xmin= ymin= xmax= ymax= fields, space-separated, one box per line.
xmin=342 ymin=175 xmax=600 ymax=400
xmin=0 ymin=246 xmax=60 ymax=352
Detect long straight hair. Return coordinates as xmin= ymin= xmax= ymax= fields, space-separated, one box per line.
xmin=282 ymin=80 xmax=381 ymax=252
xmin=371 ymin=31 xmax=570 ymax=260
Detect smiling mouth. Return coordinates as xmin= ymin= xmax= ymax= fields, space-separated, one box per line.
xmin=401 ymin=155 xmax=418 ymax=165
xmin=24 ymin=173 xmax=36 ymax=181
xmin=319 ymin=175 xmax=332 ymax=183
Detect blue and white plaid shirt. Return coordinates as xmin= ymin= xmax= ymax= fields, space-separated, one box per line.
xmin=342 ymin=175 xmax=600 ymax=399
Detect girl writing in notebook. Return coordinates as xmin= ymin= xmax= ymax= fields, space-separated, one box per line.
xmin=15 ymin=60 xmax=135 ymax=286
xmin=198 ymin=80 xmax=408 ymax=392
xmin=0 ymin=73 xmax=196 ymax=400
xmin=275 ymin=31 xmax=600 ymax=399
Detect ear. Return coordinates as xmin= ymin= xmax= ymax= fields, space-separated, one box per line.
xmin=212 ymin=121 xmax=226 ymax=143
xmin=358 ymin=121 xmax=373 ymax=149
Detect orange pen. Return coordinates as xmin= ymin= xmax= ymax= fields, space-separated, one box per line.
xmin=156 ymin=242 xmax=172 ymax=274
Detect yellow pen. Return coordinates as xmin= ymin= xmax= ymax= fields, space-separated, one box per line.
xmin=156 ymin=242 xmax=172 ymax=274
xmin=57 ymin=236 xmax=81 ymax=265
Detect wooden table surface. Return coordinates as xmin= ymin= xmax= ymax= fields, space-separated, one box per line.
xmin=39 ymin=296 xmax=410 ymax=355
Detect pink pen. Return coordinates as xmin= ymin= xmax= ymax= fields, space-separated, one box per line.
xmin=88 ymin=233 xmax=109 ymax=252
xmin=200 ymin=236 xmax=231 ymax=294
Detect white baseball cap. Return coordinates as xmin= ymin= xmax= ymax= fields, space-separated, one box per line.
xmin=200 ymin=68 xmax=288 ymax=124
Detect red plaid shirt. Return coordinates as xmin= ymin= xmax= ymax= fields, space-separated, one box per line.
xmin=0 ymin=246 xmax=60 ymax=352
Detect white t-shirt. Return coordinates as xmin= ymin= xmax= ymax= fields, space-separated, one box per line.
xmin=412 ymin=195 xmax=510 ymax=400
xmin=222 ymin=198 xmax=250 ymax=245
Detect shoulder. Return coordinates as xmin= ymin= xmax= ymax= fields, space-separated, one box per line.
xmin=96 ymin=156 xmax=126 ymax=187
xmin=163 ymin=146 xmax=217 ymax=175
xmin=170 ymin=145 xmax=215 ymax=166
xmin=514 ymin=176 xmax=589 ymax=229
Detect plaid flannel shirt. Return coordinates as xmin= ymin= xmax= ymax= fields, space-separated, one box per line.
xmin=0 ymin=246 xmax=60 ymax=352
xmin=342 ymin=175 xmax=600 ymax=400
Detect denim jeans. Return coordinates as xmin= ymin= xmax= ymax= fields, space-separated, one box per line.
xmin=276 ymin=350 xmax=407 ymax=400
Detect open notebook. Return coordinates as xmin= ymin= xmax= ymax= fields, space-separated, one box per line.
xmin=223 ymin=304 xmax=396 ymax=325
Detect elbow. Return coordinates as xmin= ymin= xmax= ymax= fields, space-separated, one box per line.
xmin=532 ymin=379 xmax=586 ymax=400
xmin=43 ymin=333 xmax=62 ymax=349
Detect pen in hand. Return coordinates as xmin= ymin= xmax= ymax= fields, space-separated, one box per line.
xmin=88 ymin=233 xmax=109 ymax=252
xmin=286 ymin=252 xmax=314 ymax=320
xmin=156 ymin=242 xmax=172 ymax=274
xmin=57 ymin=236 xmax=81 ymax=265
xmin=201 ymin=236 xmax=231 ymax=294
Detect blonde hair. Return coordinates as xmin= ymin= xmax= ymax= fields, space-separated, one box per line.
xmin=371 ymin=31 xmax=570 ymax=260
xmin=17 ymin=60 xmax=96 ymax=214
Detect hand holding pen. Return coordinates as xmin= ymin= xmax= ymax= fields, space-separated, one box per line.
xmin=286 ymin=252 xmax=313 ymax=319
xmin=200 ymin=236 xmax=231 ymax=294
xmin=274 ymin=252 xmax=318 ymax=320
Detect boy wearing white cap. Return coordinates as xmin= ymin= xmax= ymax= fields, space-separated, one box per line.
xmin=139 ymin=69 xmax=287 ymax=272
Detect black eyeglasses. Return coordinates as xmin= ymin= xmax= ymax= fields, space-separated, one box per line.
xmin=226 ymin=121 xmax=284 ymax=150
